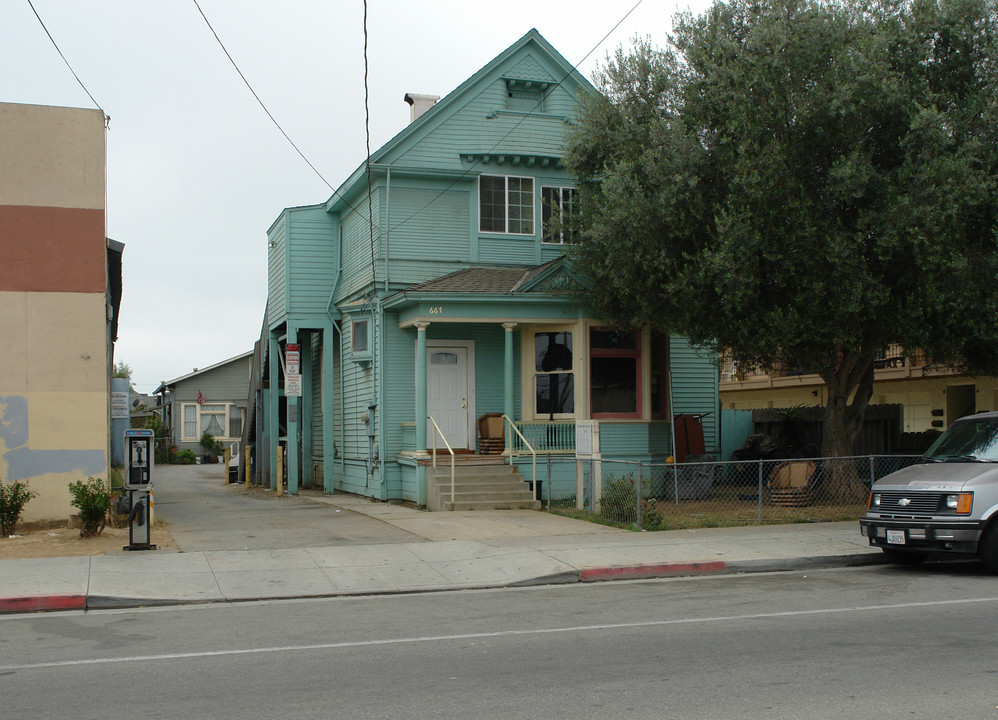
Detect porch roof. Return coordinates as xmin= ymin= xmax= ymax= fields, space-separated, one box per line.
xmin=383 ymin=259 xmax=587 ymax=327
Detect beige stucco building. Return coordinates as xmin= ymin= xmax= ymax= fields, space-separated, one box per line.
xmin=0 ymin=102 xmax=121 ymax=521
xmin=720 ymin=347 xmax=998 ymax=433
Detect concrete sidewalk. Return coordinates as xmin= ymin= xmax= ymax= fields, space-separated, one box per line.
xmin=0 ymin=492 xmax=883 ymax=613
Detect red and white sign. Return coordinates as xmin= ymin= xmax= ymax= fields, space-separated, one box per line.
xmin=285 ymin=344 xmax=302 ymax=397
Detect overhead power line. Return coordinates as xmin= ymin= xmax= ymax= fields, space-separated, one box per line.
xmin=192 ymin=0 xmax=645 ymax=240
xmin=26 ymin=0 xmax=107 ymax=121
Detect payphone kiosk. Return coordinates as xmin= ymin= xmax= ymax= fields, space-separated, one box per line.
xmin=124 ymin=428 xmax=156 ymax=550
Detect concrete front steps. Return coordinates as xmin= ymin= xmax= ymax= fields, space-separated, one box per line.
xmin=426 ymin=460 xmax=541 ymax=511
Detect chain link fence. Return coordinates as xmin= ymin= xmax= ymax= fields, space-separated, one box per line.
xmin=524 ymin=454 xmax=922 ymax=530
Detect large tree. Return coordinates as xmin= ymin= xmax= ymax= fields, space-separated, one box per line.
xmin=567 ymin=0 xmax=998 ymax=490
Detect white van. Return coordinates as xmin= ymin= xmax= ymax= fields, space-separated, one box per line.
xmin=860 ymin=411 xmax=998 ymax=572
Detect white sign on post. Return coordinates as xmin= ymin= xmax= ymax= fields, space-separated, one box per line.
xmin=285 ymin=344 xmax=302 ymax=397
xmin=111 ymin=392 xmax=130 ymax=419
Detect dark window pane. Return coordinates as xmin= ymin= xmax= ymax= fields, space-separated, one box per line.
xmin=591 ymin=330 xmax=637 ymax=350
xmin=536 ymin=373 xmax=574 ymax=414
xmin=480 ymin=176 xmax=505 ymax=232
xmin=591 ymin=357 xmax=637 ymax=414
xmin=535 ymin=332 xmax=573 ymax=372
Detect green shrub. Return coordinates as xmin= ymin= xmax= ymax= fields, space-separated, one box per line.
xmin=1 ymin=479 xmax=36 ymax=535
xmin=600 ymin=474 xmax=638 ymax=524
xmin=68 ymin=477 xmax=111 ymax=537
xmin=642 ymin=500 xmax=666 ymax=529
xmin=200 ymin=432 xmax=224 ymax=457
xmin=173 ymin=449 xmax=196 ymax=464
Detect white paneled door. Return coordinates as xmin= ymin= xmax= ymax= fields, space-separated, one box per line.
xmin=426 ymin=346 xmax=470 ymax=449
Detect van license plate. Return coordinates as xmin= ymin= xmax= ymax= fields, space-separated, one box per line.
xmin=887 ymin=530 xmax=905 ymax=545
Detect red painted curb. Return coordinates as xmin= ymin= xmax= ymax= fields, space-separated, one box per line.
xmin=580 ymin=561 xmax=727 ymax=582
xmin=0 ymin=595 xmax=87 ymax=614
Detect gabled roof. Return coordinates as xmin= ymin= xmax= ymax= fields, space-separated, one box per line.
xmin=326 ymin=28 xmax=596 ymax=214
xmin=154 ymin=350 xmax=253 ymax=394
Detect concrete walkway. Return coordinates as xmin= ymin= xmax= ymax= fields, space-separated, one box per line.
xmin=0 ymin=487 xmax=884 ymax=613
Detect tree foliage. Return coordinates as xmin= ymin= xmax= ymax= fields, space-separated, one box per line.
xmin=567 ymin=0 xmax=998 ymax=463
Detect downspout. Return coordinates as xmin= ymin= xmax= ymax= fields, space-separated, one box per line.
xmin=384 ymin=167 xmax=391 ymax=294
xmin=326 ymin=223 xmax=345 ymax=474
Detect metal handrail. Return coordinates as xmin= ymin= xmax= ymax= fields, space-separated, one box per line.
xmin=427 ymin=416 xmax=456 ymax=507
xmin=502 ymin=414 xmax=537 ymax=500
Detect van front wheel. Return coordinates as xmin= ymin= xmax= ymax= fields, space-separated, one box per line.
xmin=979 ymin=524 xmax=998 ymax=575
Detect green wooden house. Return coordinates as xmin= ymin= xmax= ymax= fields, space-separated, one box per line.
xmin=250 ymin=29 xmax=719 ymax=508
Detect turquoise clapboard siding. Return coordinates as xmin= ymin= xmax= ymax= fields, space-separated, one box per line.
xmin=266 ymin=217 xmax=288 ymax=324
xmin=670 ymin=336 xmax=720 ymax=453
xmin=286 ymin=207 xmax=337 ymax=314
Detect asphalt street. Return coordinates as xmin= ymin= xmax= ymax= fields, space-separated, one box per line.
xmin=4 ymin=564 xmax=997 ymax=719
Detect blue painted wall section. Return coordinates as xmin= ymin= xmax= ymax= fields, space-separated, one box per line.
xmin=0 ymin=395 xmax=107 ymax=480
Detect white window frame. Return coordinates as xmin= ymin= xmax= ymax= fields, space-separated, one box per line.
xmin=532 ymin=328 xmax=576 ymax=420
xmin=180 ymin=401 xmax=241 ymax=442
xmin=479 ymin=174 xmax=535 ymax=235
xmin=541 ymin=185 xmax=576 ymax=245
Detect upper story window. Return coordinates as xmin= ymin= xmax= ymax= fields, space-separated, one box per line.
xmin=541 ymin=186 xmax=577 ymax=244
xmin=480 ymin=175 xmax=534 ymax=235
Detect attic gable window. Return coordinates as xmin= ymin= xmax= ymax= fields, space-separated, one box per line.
xmin=480 ymin=175 xmax=534 ymax=235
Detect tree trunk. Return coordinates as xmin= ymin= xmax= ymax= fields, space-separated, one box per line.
xmin=820 ymin=350 xmax=875 ymax=503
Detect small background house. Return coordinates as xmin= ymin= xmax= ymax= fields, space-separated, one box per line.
xmin=155 ymin=351 xmax=252 ymax=460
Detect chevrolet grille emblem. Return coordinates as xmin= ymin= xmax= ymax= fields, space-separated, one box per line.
xmin=898 ymin=498 xmax=912 ymax=506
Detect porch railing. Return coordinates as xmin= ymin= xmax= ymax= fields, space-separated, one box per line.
xmin=511 ymin=421 xmax=576 ymax=453
xmin=503 ymin=415 xmax=537 ymax=500
xmin=427 ymin=415 xmax=456 ymax=507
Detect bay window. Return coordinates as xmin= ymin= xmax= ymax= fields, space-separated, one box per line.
xmin=534 ymin=331 xmax=574 ymax=416
xmin=590 ymin=329 xmax=641 ymax=418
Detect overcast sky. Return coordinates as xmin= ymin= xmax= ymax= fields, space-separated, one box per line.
xmin=2 ymin=0 xmax=710 ymax=394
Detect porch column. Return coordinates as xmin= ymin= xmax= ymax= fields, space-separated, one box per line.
xmin=287 ymin=325 xmax=299 ymax=495
xmin=301 ymin=330 xmax=314 ymax=489
xmin=268 ymin=331 xmax=280 ymax=491
xmin=322 ymin=320 xmax=336 ymax=493
xmin=502 ymin=322 xmax=517 ymax=421
xmin=414 ymin=321 xmax=429 ymax=453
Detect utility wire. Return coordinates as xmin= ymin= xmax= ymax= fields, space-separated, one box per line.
xmin=26 ymin=0 xmax=107 ymax=120
xmin=193 ymin=0 xmax=644 ymax=241
xmin=386 ymin=0 xmax=645 ymax=235
xmin=192 ymin=0 xmax=338 ymax=194
xmin=364 ymin=0 xmax=377 ymax=285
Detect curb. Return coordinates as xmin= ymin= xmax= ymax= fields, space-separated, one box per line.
xmin=0 ymin=594 xmax=87 ymax=614
xmin=580 ymin=560 xmax=727 ymax=582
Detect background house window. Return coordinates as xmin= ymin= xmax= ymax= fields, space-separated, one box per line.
xmin=229 ymin=405 xmax=243 ymax=439
xmin=541 ymin=186 xmax=576 ymax=244
xmin=181 ymin=402 xmax=237 ymax=441
xmin=534 ymin=331 xmax=574 ymax=416
xmin=199 ymin=404 xmax=226 ymax=437
xmin=590 ymin=329 xmax=641 ymax=417
xmin=480 ymin=175 xmax=534 ymax=234
xmin=183 ymin=405 xmax=197 ymax=440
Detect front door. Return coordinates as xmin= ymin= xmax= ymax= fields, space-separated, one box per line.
xmin=427 ymin=346 xmax=470 ymax=449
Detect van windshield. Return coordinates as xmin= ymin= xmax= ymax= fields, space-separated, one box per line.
xmin=924 ymin=417 xmax=998 ymax=462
